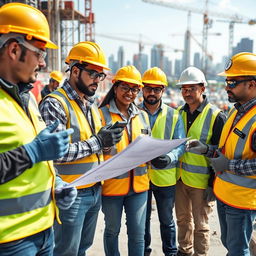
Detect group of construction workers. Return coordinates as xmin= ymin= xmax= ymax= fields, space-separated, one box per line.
xmin=0 ymin=3 xmax=255 ymax=256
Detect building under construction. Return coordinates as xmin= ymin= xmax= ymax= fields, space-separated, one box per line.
xmin=0 ymin=0 xmax=94 ymax=72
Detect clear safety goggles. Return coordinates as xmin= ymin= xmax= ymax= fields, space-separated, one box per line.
xmin=0 ymin=33 xmax=47 ymax=61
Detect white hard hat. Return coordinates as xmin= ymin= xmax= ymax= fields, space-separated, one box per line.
xmin=176 ymin=66 xmax=207 ymax=86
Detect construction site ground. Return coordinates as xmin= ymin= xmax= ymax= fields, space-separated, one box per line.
xmin=87 ymin=199 xmax=230 ymax=256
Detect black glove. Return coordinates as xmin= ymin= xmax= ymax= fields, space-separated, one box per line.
xmin=151 ymin=155 xmax=171 ymax=169
xmin=95 ymin=125 xmax=124 ymax=147
xmin=203 ymin=186 xmax=216 ymax=202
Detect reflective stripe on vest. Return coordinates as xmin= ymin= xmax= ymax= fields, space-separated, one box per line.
xmin=99 ymin=105 xmax=149 ymax=195
xmin=0 ymin=189 xmax=51 ymax=216
xmin=214 ymin=106 xmax=256 ymax=209
xmin=0 ymin=88 xmax=56 ymax=243
xmin=178 ymin=103 xmax=220 ymax=189
xmin=148 ymin=104 xmax=179 ymax=186
xmin=49 ymin=87 xmax=103 ymax=189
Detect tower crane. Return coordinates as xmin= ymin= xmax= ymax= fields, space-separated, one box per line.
xmin=142 ymin=0 xmax=256 ymax=73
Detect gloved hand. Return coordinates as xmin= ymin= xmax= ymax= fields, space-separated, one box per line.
xmin=203 ymin=186 xmax=216 ymax=202
xmin=151 ymin=155 xmax=171 ymax=169
xmin=55 ymin=176 xmax=77 ymax=210
xmin=23 ymin=120 xmax=74 ymax=164
xmin=210 ymin=151 xmax=229 ymax=174
xmin=186 ymin=139 xmax=208 ymax=154
xmin=95 ymin=125 xmax=124 ymax=147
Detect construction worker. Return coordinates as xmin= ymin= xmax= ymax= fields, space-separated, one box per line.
xmin=0 ymin=3 xmax=77 ymax=256
xmin=99 ymin=65 xmax=151 ymax=256
xmin=139 ymin=67 xmax=185 ymax=256
xmin=41 ymin=70 xmax=63 ymax=98
xmin=175 ymin=66 xmax=226 ymax=256
xmin=186 ymin=53 xmax=256 ymax=256
xmin=40 ymin=41 xmax=124 ymax=256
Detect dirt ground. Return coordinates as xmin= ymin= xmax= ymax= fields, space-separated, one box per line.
xmin=87 ymin=201 xmax=228 ymax=256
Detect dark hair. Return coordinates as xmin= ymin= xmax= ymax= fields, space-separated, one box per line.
xmin=99 ymin=81 xmax=121 ymax=108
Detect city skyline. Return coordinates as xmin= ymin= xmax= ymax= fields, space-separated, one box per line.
xmin=93 ymin=0 xmax=256 ymax=66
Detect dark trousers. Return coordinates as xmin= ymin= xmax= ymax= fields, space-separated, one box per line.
xmin=145 ymin=182 xmax=177 ymax=256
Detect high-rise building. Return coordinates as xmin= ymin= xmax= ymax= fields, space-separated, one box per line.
xmin=163 ymin=57 xmax=172 ymax=77
xmin=174 ymin=59 xmax=182 ymax=80
xmin=108 ymin=54 xmax=118 ymax=74
xmin=232 ymin=37 xmax=253 ymax=56
xmin=151 ymin=45 xmax=161 ymax=67
xmin=193 ymin=52 xmax=201 ymax=69
xmin=133 ymin=53 xmax=148 ymax=74
xmin=182 ymin=30 xmax=191 ymax=70
xmin=117 ymin=46 xmax=124 ymax=69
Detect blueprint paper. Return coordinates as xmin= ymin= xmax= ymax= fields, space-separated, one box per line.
xmin=65 ymin=135 xmax=188 ymax=188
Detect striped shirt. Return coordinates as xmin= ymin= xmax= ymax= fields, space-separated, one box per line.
xmin=39 ymin=80 xmax=102 ymax=163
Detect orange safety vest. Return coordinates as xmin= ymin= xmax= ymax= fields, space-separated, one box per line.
xmin=48 ymin=88 xmax=104 ymax=189
xmin=99 ymin=104 xmax=150 ymax=196
xmin=214 ymin=106 xmax=256 ymax=209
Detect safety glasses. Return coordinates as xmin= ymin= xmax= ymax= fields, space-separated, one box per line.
xmin=17 ymin=39 xmax=47 ymax=61
xmin=119 ymin=84 xmax=140 ymax=94
xmin=79 ymin=66 xmax=107 ymax=81
xmin=143 ymin=86 xmax=164 ymax=94
xmin=225 ymin=79 xmax=253 ymax=88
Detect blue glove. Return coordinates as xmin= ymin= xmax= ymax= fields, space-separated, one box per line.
xmin=210 ymin=151 xmax=229 ymax=174
xmin=55 ymin=176 xmax=77 ymax=210
xmin=23 ymin=120 xmax=74 ymax=164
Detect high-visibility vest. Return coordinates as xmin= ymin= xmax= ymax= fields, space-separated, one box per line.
xmin=0 ymin=88 xmax=57 ymax=243
xmin=178 ymin=103 xmax=220 ymax=189
xmin=49 ymin=88 xmax=104 ymax=189
xmin=99 ymin=105 xmax=150 ymax=196
xmin=147 ymin=104 xmax=179 ymax=186
xmin=214 ymin=106 xmax=256 ymax=209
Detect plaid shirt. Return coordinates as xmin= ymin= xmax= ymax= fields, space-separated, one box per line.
xmin=207 ymin=97 xmax=256 ymax=175
xmin=39 ymin=80 xmax=102 ymax=163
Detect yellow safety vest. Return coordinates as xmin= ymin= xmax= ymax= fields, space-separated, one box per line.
xmin=148 ymin=104 xmax=179 ymax=186
xmin=99 ymin=104 xmax=150 ymax=196
xmin=214 ymin=106 xmax=256 ymax=209
xmin=178 ymin=103 xmax=220 ymax=189
xmin=0 ymin=89 xmax=57 ymax=243
xmin=49 ymin=88 xmax=104 ymax=189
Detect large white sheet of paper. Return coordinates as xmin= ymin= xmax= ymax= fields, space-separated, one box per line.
xmin=65 ymin=135 xmax=188 ymax=188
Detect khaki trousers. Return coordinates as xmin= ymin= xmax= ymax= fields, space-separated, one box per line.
xmin=175 ymin=180 xmax=214 ymax=256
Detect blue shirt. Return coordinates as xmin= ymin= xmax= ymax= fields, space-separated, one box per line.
xmin=141 ymin=101 xmax=186 ymax=164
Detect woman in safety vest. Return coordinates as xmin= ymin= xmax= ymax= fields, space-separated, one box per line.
xmin=99 ymin=65 xmax=151 ymax=256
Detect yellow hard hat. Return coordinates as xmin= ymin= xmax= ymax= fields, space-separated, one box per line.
xmin=50 ymin=71 xmax=63 ymax=83
xmin=218 ymin=52 xmax=256 ymax=77
xmin=142 ymin=67 xmax=168 ymax=86
xmin=113 ymin=65 xmax=143 ymax=87
xmin=65 ymin=41 xmax=110 ymax=70
xmin=0 ymin=3 xmax=57 ymax=49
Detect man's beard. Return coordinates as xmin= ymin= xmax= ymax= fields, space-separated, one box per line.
xmin=144 ymin=96 xmax=160 ymax=105
xmin=76 ymin=75 xmax=96 ymax=97
xmin=227 ymin=91 xmax=238 ymax=103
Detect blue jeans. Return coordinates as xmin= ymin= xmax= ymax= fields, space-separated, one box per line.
xmin=217 ymin=199 xmax=256 ymax=256
xmin=0 ymin=228 xmax=53 ymax=256
xmin=102 ymin=191 xmax=148 ymax=256
xmin=145 ymin=183 xmax=177 ymax=256
xmin=53 ymin=184 xmax=101 ymax=256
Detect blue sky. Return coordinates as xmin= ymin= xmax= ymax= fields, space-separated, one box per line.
xmin=92 ymin=0 xmax=256 ymax=65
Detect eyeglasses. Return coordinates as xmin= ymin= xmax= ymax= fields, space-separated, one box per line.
xmin=143 ymin=86 xmax=164 ymax=94
xmin=18 ymin=40 xmax=47 ymax=61
xmin=225 ymin=79 xmax=253 ymax=88
xmin=180 ymin=87 xmax=198 ymax=94
xmin=79 ymin=66 xmax=107 ymax=81
xmin=119 ymin=84 xmax=140 ymax=94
